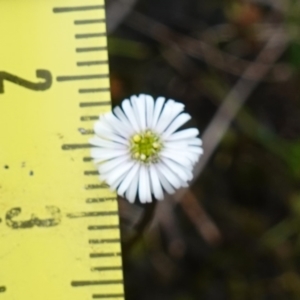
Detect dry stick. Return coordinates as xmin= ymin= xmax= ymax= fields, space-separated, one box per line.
xmin=165 ymin=29 xmax=288 ymax=245
xmin=180 ymin=190 xmax=222 ymax=246
xmin=171 ymin=27 xmax=288 ymax=203
xmin=127 ymin=12 xmax=287 ymax=81
xmin=155 ymin=198 xmax=186 ymax=257
xmin=168 ymin=28 xmax=289 ymax=210
xmin=192 ymin=27 xmax=288 ymax=180
xmin=123 ymin=200 xmax=157 ymax=253
xmin=160 ymin=28 xmax=288 ymax=243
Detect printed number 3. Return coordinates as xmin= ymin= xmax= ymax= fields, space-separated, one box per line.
xmin=0 ymin=70 xmax=52 ymax=94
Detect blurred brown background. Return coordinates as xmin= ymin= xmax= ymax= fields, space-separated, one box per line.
xmin=106 ymin=0 xmax=300 ymax=299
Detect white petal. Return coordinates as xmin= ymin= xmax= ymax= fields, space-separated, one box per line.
xmin=169 ymin=101 xmax=185 ymax=118
xmin=125 ymin=169 xmax=139 ymax=203
xmin=155 ymin=100 xmax=174 ymax=133
xmin=94 ymin=121 xmax=128 ymax=145
xmin=106 ymin=160 xmax=135 ymax=187
xmin=181 ymin=181 xmax=189 ymax=187
xmin=145 ymin=95 xmax=154 ymax=128
xmin=160 ymin=149 xmax=193 ymax=168
xmin=117 ymin=163 xmax=140 ymax=196
xmin=165 ymin=138 xmax=202 ymax=148
xmin=94 ymin=120 xmax=114 ymax=137
xmin=102 ymin=113 xmax=131 ymax=139
xmin=187 ymin=138 xmax=202 ymax=146
xmin=165 ymin=146 xmax=203 ymax=156
xmin=162 ymin=113 xmax=191 ymax=138
xmin=166 ymin=128 xmax=199 ymax=141
xmin=149 ymin=165 xmax=164 ymax=200
xmin=162 ymin=157 xmax=193 ymax=182
xmin=154 ymin=165 xmax=175 ymax=194
xmin=186 ymin=153 xmax=200 ymax=165
xmin=122 ymin=99 xmax=140 ymax=132
xmin=163 ymin=147 xmax=201 ymax=165
xmin=151 ymin=96 xmax=165 ymax=128
xmin=185 ymin=146 xmax=203 ymax=155
xmin=144 ymin=166 xmax=152 ymax=203
xmin=138 ymin=165 xmax=151 ymax=203
xmin=155 ymin=100 xmax=185 ymax=134
xmin=89 ymin=137 xmax=127 ymax=150
xmin=136 ymin=94 xmax=147 ymax=130
xmin=91 ymin=148 xmax=128 ymax=161
xmin=156 ymin=163 xmax=181 ymax=189
xmin=98 ymin=155 xmax=130 ymax=174
xmin=110 ymin=172 xmax=127 ymax=191
xmin=98 ymin=174 xmax=105 ymax=183
xmin=130 ymin=95 xmax=143 ymax=131
xmin=113 ymin=106 xmax=135 ymax=135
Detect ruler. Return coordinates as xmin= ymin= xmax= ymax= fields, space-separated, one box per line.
xmin=0 ymin=1 xmax=124 ymax=299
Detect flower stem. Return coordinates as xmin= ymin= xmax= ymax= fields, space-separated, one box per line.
xmin=123 ymin=200 xmax=157 ymax=253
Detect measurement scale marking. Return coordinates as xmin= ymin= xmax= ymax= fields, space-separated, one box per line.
xmin=62 ymin=143 xmax=92 ymax=150
xmin=66 ymin=211 xmax=118 ymax=218
xmin=85 ymin=184 xmax=109 ymax=190
xmin=79 ymin=129 xmax=94 ymax=135
xmin=72 ymin=280 xmax=123 ymax=287
xmin=77 ymin=60 xmax=108 ymax=66
xmin=79 ymin=88 xmax=110 ymax=94
xmin=81 ymin=116 xmax=98 ymax=121
xmin=57 ymin=74 xmax=108 ymax=81
xmin=76 ymin=47 xmax=107 ymax=53
xmin=90 ymin=253 xmax=121 ymax=258
xmin=81 ymin=131 xmax=94 ymax=135
xmin=93 ymin=293 xmax=124 ymax=299
xmin=53 ymin=5 xmax=104 ymax=13
xmin=88 ymin=225 xmax=119 ymax=230
xmin=84 ymin=170 xmax=99 ymax=175
xmin=75 ymin=33 xmax=106 ymax=39
xmin=74 ymin=19 xmax=105 ymax=25
xmin=89 ymin=239 xmax=121 ymax=244
xmin=80 ymin=101 xmax=110 ymax=107
xmin=86 ymin=197 xmax=116 ymax=203
xmin=83 ymin=157 xmax=93 ymax=162
xmin=91 ymin=266 xmax=122 ymax=271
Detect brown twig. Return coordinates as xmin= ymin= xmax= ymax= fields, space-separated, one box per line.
xmin=154 ymin=198 xmax=186 ymax=258
xmin=123 ymin=200 xmax=157 ymax=253
xmin=125 ymin=11 xmax=290 ymax=82
xmin=179 ymin=190 xmax=222 ymax=246
xmin=192 ymin=26 xmax=288 ymax=179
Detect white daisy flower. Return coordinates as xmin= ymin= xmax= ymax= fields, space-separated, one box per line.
xmin=89 ymin=94 xmax=203 ymax=203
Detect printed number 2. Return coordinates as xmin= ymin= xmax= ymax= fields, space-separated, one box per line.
xmin=0 ymin=70 xmax=52 ymax=94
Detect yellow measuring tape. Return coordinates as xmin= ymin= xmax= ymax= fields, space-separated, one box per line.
xmin=0 ymin=1 xmax=124 ymax=299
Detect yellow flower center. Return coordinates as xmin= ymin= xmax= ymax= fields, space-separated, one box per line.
xmin=130 ymin=130 xmax=162 ymax=163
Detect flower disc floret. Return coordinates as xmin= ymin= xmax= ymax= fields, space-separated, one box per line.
xmin=130 ymin=131 xmax=162 ymax=163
